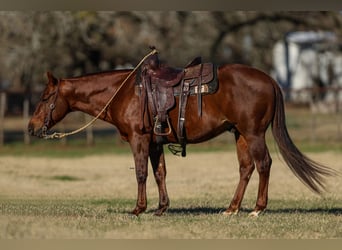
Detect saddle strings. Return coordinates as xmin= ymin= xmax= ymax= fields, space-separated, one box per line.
xmin=44 ymin=48 xmax=158 ymax=139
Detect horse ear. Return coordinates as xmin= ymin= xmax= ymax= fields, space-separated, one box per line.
xmin=46 ymin=71 xmax=58 ymax=85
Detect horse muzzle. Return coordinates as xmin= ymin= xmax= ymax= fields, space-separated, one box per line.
xmin=27 ymin=122 xmax=46 ymax=138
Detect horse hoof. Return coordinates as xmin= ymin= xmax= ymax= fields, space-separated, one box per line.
xmin=131 ymin=210 xmax=140 ymax=216
xmin=248 ymin=210 xmax=261 ymax=217
xmin=132 ymin=207 xmax=146 ymax=216
xmin=154 ymin=209 xmax=165 ymax=216
xmin=154 ymin=205 xmax=169 ymax=216
xmin=222 ymin=209 xmax=239 ymax=216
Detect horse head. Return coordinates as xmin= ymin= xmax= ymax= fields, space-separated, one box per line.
xmin=28 ymin=72 xmax=70 ymax=138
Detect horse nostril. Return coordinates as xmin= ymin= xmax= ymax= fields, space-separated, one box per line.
xmin=28 ymin=124 xmax=35 ymax=136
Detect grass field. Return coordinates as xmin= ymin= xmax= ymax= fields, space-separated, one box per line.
xmin=0 ymin=149 xmax=341 ymax=239
xmin=0 ymin=107 xmax=341 ymax=238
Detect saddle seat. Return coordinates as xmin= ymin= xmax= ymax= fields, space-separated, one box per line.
xmin=148 ymin=56 xmax=202 ymax=87
xmin=149 ymin=66 xmax=184 ymax=87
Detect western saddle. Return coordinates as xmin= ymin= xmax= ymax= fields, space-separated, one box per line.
xmin=137 ymin=48 xmax=217 ymax=156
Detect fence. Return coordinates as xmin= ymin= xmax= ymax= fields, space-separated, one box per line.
xmin=0 ymin=90 xmax=104 ymax=146
xmin=1 ymin=87 xmax=342 ymax=146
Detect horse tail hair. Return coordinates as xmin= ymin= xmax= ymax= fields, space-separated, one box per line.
xmin=271 ymin=80 xmax=337 ymax=194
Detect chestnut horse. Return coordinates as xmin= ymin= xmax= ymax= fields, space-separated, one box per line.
xmin=28 ymin=64 xmax=334 ymax=216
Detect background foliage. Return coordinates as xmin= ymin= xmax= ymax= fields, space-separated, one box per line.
xmin=1 ymin=11 xmax=342 ymax=92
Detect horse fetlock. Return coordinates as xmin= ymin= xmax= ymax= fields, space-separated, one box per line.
xmin=154 ymin=199 xmax=170 ymax=216
xmin=154 ymin=205 xmax=169 ymax=216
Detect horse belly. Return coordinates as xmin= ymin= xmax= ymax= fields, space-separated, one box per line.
xmin=168 ymin=94 xmax=234 ymax=144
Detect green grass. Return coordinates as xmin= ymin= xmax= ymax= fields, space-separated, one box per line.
xmin=50 ymin=175 xmax=84 ymax=182
xmin=1 ymin=132 xmax=341 ymax=158
xmin=1 ymin=197 xmax=341 ymax=239
xmin=0 ymin=137 xmax=132 ymax=157
xmin=1 ymin=107 xmax=341 ymax=239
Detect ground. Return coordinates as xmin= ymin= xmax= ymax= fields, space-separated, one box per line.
xmin=0 ymin=150 xmax=341 ymax=238
xmin=1 ymin=151 xmax=340 ymax=200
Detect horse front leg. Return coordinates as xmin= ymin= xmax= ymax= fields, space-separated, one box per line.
xmin=130 ymin=133 xmax=150 ymax=216
xmin=149 ymin=143 xmax=170 ymax=216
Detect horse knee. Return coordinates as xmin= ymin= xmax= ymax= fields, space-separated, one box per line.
xmin=136 ymin=168 xmax=148 ymax=183
xmin=154 ymin=171 xmax=164 ymax=185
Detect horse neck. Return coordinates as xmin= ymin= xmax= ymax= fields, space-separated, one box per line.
xmin=62 ymin=70 xmax=133 ymax=121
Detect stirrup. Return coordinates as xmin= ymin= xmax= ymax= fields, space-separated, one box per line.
xmin=168 ymin=143 xmax=186 ymax=157
xmin=168 ymin=144 xmax=183 ymax=156
xmin=153 ymin=116 xmax=172 ymax=136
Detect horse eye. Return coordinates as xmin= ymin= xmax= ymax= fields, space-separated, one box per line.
xmin=40 ymin=93 xmax=49 ymax=102
xmin=41 ymin=92 xmax=54 ymax=102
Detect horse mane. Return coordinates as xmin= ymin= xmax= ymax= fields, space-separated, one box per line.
xmin=62 ymin=68 xmax=133 ymax=81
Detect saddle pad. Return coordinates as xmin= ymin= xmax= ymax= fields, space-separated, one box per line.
xmin=184 ymin=63 xmax=214 ymax=84
xmin=174 ymin=64 xmax=218 ymax=96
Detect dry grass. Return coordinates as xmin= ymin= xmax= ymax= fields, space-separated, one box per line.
xmin=1 ymin=151 xmax=340 ymax=200
xmin=0 ymin=150 xmax=341 ymax=238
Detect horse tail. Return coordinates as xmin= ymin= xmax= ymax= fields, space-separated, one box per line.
xmin=271 ymin=80 xmax=336 ymax=194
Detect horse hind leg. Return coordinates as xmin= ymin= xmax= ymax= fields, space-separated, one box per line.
xmin=224 ymin=133 xmax=255 ymax=216
xmin=247 ymin=135 xmax=272 ymax=217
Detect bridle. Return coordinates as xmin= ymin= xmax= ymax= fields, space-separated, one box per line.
xmin=42 ymin=80 xmax=60 ymax=137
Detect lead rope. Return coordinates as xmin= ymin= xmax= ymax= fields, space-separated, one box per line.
xmin=44 ymin=49 xmax=158 ymax=139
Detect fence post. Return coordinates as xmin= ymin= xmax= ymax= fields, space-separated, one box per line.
xmin=310 ymin=114 xmax=317 ymax=143
xmin=85 ymin=114 xmax=94 ymax=146
xmin=23 ymin=97 xmax=30 ymax=144
xmin=0 ymin=92 xmax=6 ymax=146
xmin=337 ymin=87 xmax=341 ymax=141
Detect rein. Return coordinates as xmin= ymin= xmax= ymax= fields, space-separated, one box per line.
xmin=43 ymin=49 xmax=158 ymax=139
